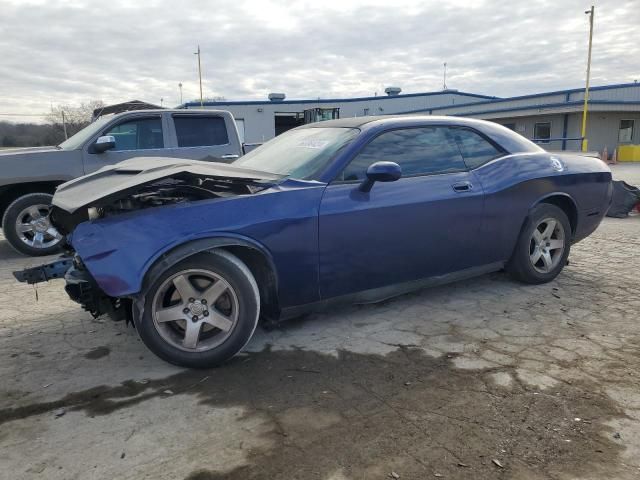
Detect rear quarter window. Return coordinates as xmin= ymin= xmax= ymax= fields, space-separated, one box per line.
xmin=450 ymin=128 xmax=504 ymax=169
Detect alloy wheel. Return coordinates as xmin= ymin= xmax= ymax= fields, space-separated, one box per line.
xmin=15 ymin=204 xmax=63 ymax=250
xmin=152 ymin=269 xmax=239 ymax=352
xmin=529 ymin=217 xmax=565 ymax=274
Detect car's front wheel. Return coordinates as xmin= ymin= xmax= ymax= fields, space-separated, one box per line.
xmin=135 ymin=250 xmax=260 ymax=368
xmin=2 ymin=193 xmax=64 ymax=256
xmin=507 ymin=203 xmax=571 ymax=284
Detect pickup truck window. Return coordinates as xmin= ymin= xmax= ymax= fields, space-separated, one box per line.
xmin=105 ymin=117 xmax=164 ymax=151
xmin=174 ymin=116 xmax=229 ymax=147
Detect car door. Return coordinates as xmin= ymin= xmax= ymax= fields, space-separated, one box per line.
xmin=165 ymin=113 xmax=241 ymax=162
xmin=318 ymin=126 xmax=485 ymax=299
xmin=82 ymin=114 xmax=167 ymax=174
xmin=447 ymin=127 xmax=509 ymax=264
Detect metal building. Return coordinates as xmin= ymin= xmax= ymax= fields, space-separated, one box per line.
xmin=183 ymin=82 xmax=640 ymax=154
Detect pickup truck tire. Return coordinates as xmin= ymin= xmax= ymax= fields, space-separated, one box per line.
xmin=2 ymin=193 xmax=64 ymax=256
xmin=507 ymin=204 xmax=571 ymax=284
xmin=136 ymin=250 xmax=260 ymax=368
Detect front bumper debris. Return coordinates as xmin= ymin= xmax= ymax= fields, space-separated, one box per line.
xmin=13 ymin=258 xmax=73 ymax=284
xmin=13 ymin=257 xmax=129 ymax=321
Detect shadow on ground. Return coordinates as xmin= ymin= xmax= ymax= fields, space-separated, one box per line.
xmin=0 ymin=347 xmax=624 ymax=480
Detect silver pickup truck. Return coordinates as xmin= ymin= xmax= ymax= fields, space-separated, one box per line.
xmin=0 ymin=109 xmax=244 ymax=256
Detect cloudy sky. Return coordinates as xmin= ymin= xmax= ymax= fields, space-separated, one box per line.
xmin=0 ymin=0 xmax=638 ymax=122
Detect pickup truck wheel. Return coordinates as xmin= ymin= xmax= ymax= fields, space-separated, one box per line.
xmin=136 ymin=250 xmax=260 ymax=368
xmin=507 ymin=203 xmax=571 ymax=284
xmin=1 ymin=193 xmax=64 ymax=256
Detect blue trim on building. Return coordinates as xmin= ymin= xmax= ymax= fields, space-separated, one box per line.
xmin=398 ymin=82 xmax=640 ymax=115
xmin=561 ymin=91 xmax=571 ymax=151
xmin=400 ymin=100 xmax=640 ymax=117
xmin=182 ymin=90 xmax=498 ymax=108
xmin=182 ymin=82 xmax=640 ymax=110
xmin=562 ymin=114 xmax=569 ymax=150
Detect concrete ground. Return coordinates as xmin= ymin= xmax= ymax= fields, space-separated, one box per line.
xmin=1 ymin=165 xmax=639 ymax=480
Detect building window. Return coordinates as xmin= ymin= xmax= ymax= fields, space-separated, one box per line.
xmin=363 ymin=108 xmax=370 ymax=116
xmin=619 ymin=119 xmax=634 ymax=143
xmin=534 ymin=122 xmax=552 ymax=144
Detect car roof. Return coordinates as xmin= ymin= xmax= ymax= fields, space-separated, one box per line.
xmin=300 ymin=114 xmax=501 ymax=130
xmin=302 ymin=114 xmax=544 ymax=158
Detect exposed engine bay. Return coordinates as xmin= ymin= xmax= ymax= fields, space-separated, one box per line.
xmin=14 ymin=157 xmax=286 ymax=320
xmin=50 ymin=176 xmax=264 ymax=235
xmin=47 ymin=157 xmax=286 ymax=234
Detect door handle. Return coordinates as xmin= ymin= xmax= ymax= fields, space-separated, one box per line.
xmin=220 ymin=154 xmax=239 ymax=160
xmin=452 ymin=181 xmax=473 ymax=192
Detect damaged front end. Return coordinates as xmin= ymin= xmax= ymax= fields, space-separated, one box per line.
xmin=13 ymin=157 xmax=285 ymax=321
xmin=49 ymin=156 xmax=284 ymax=234
xmin=13 ymin=255 xmax=130 ymax=321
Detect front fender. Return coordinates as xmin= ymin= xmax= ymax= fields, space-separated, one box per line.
xmin=70 ymin=181 xmax=325 ymax=305
xmin=139 ymin=234 xmax=277 ymax=295
xmin=72 ymin=221 xmax=275 ymax=298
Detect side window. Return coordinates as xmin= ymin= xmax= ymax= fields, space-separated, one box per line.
xmin=450 ymin=128 xmax=503 ymax=169
xmin=105 ymin=117 xmax=163 ymax=151
xmin=174 ymin=116 xmax=229 ymax=147
xmin=341 ymin=127 xmax=466 ymax=181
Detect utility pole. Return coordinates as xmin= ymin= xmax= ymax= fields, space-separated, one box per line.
xmin=443 ymin=62 xmax=447 ymax=90
xmin=581 ymin=6 xmax=594 ymax=152
xmin=160 ymin=97 xmax=164 ymax=108
xmin=178 ymin=82 xmax=183 ymax=104
xmin=194 ymin=45 xmax=204 ymax=107
xmin=61 ymin=110 xmax=68 ymax=139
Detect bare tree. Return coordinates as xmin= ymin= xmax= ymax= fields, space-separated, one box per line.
xmin=45 ymin=100 xmax=105 ymax=139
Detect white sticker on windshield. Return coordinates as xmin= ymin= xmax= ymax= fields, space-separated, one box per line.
xmin=295 ymin=139 xmax=329 ymax=149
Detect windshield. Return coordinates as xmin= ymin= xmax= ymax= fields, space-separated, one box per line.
xmin=57 ymin=116 xmax=112 ymax=150
xmin=234 ymin=127 xmax=359 ymax=180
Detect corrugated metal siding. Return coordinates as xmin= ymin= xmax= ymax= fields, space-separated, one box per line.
xmin=196 ymin=92 xmax=488 ymax=143
xmin=569 ymin=84 xmax=640 ymax=102
xmin=188 ymin=83 xmax=640 ymax=144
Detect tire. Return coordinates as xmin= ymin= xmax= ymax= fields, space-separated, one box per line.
xmin=135 ymin=250 xmax=260 ymax=368
xmin=507 ymin=203 xmax=571 ymax=284
xmin=1 ymin=193 xmax=64 ymax=256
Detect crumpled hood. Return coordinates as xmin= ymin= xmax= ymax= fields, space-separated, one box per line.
xmin=52 ymin=156 xmax=286 ymax=213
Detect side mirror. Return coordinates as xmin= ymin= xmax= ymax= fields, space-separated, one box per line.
xmin=359 ymin=161 xmax=402 ymax=192
xmin=91 ymin=135 xmax=116 ymax=153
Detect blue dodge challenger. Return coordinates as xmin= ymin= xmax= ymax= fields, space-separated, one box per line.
xmin=15 ymin=116 xmax=612 ymax=367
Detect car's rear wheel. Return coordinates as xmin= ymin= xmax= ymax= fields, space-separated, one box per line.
xmin=2 ymin=193 xmax=64 ymax=256
xmin=135 ymin=250 xmax=260 ymax=368
xmin=507 ymin=203 xmax=571 ymax=284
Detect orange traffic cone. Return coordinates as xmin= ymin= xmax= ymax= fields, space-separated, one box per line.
xmin=610 ymin=148 xmax=617 ymax=165
xmin=601 ymin=146 xmax=608 ymax=164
